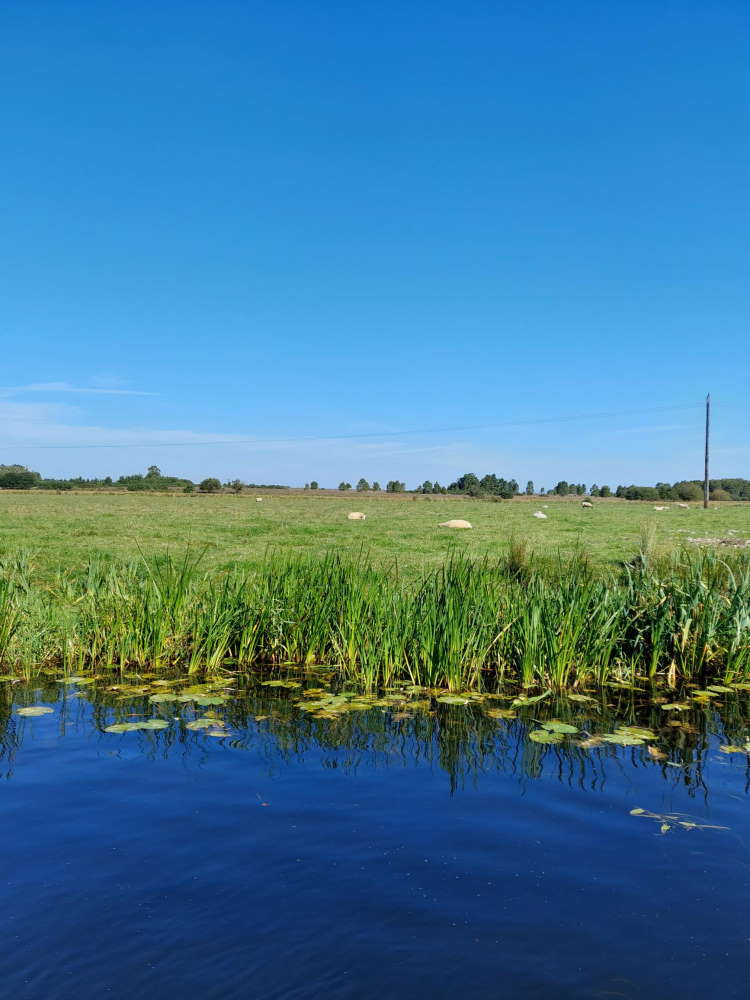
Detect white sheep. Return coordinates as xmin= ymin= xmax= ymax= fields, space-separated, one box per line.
xmin=438 ymin=519 xmax=472 ymax=529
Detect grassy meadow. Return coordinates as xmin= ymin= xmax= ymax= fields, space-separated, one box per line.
xmin=1 ymin=491 xmax=750 ymax=687
xmin=1 ymin=490 xmax=749 ymax=576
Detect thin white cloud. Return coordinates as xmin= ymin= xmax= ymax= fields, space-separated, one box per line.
xmin=0 ymin=382 xmax=154 ymax=397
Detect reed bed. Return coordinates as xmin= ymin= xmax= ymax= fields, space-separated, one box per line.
xmin=1 ymin=546 xmax=749 ymax=689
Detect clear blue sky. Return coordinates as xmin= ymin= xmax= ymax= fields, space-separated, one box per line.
xmin=1 ymin=0 xmax=748 ymax=488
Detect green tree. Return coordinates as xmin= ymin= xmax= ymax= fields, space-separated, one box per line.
xmin=183 ymin=482 xmax=195 ymax=493
xmin=448 ymin=473 xmax=479 ymax=493
xmin=554 ymin=481 xmax=570 ymax=496
xmin=146 ymin=465 xmax=161 ymax=479
xmin=590 ymin=484 xmax=600 ymax=496
xmin=0 ymin=465 xmax=41 ymax=489
xmin=420 ymin=480 xmax=433 ymax=494
xmin=230 ymin=479 xmax=243 ymax=494
xmin=599 ymin=485 xmax=612 ymax=497
xmin=338 ymin=481 xmax=352 ymax=491
xmin=710 ymin=488 xmax=732 ymax=501
xmin=432 ymin=481 xmax=442 ymax=494
xmin=199 ymin=477 xmax=221 ymax=493
xmin=372 ymin=481 xmax=381 ymax=491
xmin=310 ymin=480 xmax=319 ymax=490
xmin=356 ymin=478 xmax=370 ymax=491
xmin=526 ymin=481 xmax=534 ymax=495
xmin=386 ymin=480 xmax=405 ymax=492
xmin=675 ymin=481 xmax=703 ymax=501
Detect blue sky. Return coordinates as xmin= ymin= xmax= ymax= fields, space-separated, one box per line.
xmin=1 ymin=0 xmax=748 ymax=488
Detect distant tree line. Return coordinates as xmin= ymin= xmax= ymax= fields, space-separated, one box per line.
xmin=1 ymin=464 xmax=748 ymax=501
xmin=613 ymin=480 xmax=750 ymax=501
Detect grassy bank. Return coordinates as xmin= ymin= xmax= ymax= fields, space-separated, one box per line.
xmin=1 ymin=545 xmax=749 ymax=688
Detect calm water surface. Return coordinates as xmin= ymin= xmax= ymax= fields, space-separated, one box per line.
xmin=1 ymin=675 xmax=749 ymax=999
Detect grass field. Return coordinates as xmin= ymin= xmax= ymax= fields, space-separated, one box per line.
xmin=1 ymin=492 xmax=750 ymax=683
xmin=1 ymin=491 xmax=749 ymax=576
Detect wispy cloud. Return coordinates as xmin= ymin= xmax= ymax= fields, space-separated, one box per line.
xmin=0 ymin=382 xmax=154 ymax=398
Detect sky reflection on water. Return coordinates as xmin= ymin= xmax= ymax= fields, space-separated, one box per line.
xmin=1 ymin=676 xmax=750 ymax=999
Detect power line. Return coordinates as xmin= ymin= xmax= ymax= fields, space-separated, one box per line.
xmin=1 ymin=402 xmax=706 ymax=451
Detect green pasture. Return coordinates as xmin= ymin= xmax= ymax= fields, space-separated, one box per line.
xmin=1 ymin=490 xmax=748 ymax=577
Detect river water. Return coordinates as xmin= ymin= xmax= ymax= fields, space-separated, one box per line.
xmin=1 ymin=674 xmax=749 ymax=998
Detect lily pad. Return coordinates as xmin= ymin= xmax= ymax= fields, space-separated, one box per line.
xmin=512 ymin=690 xmax=551 ymax=707
xmin=529 ymin=729 xmax=564 ymax=744
xmin=541 ymin=720 xmax=578 ymax=734
xmin=707 ymin=685 xmax=734 ymax=694
xmin=487 ymin=708 xmax=516 ymax=719
xmin=16 ymin=706 xmax=54 ymax=717
xmin=261 ymin=680 xmax=302 ymax=689
xmin=616 ymin=725 xmax=656 ymax=740
xmin=186 ymin=718 xmax=220 ymax=730
xmin=437 ymin=695 xmax=470 ymax=705
xmin=104 ymin=719 xmax=169 ymax=733
xmin=578 ymin=736 xmax=603 ymax=749
xmin=660 ymin=702 xmax=691 ymax=711
xmin=602 ymin=732 xmax=645 ymax=746
xmin=719 ymin=744 xmax=748 ymax=754
xmin=149 ymin=693 xmax=180 ymax=704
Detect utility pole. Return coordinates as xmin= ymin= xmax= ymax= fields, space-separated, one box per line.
xmin=704 ymin=393 xmax=711 ymax=509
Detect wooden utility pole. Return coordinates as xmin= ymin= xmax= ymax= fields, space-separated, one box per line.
xmin=704 ymin=393 xmax=711 ymax=509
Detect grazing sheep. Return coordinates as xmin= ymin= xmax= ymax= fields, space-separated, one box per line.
xmin=677 ymin=503 xmax=689 ymax=508
xmin=533 ymin=511 xmax=547 ymax=519
xmin=255 ymin=497 xmax=263 ymax=502
xmin=347 ymin=512 xmax=366 ymax=521
xmin=654 ymin=506 xmax=669 ymax=511
xmin=581 ymin=501 xmax=593 ymax=508
xmin=438 ymin=519 xmax=472 ymax=529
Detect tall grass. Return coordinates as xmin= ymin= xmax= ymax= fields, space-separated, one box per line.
xmin=0 ymin=546 xmax=749 ymax=689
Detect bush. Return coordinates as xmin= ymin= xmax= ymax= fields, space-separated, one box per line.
xmin=199 ymin=478 xmax=221 ymax=493
xmin=675 ymin=482 xmax=704 ymax=501
xmin=710 ymin=488 xmax=732 ymax=501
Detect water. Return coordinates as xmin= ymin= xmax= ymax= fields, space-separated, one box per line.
xmin=2 ymin=675 xmax=750 ymax=998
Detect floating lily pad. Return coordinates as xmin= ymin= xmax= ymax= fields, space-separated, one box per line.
xmin=261 ymin=680 xmax=302 ymax=689
xmin=104 ymin=719 xmax=169 ymax=733
xmin=186 ymin=718 xmax=219 ymax=730
xmin=707 ymin=685 xmax=734 ymax=694
xmin=567 ymin=693 xmax=595 ymax=703
xmin=660 ymin=702 xmax=691 ymax=711
xmin=602 ymin=732 xmax=645 ymax=746
xmin=541 ymin=720 xmax=578 ymax=734
xmin=529 ymin=729 xmax=564 ymax=744
xmin=616 ymin=725 xmax=656 ymax=740
xmin=437 ymin=695 xmax=470 ymax=705
xmin=149 ymin=693 xmax=179 ymax=704
xmin=487 ymin=708 xmax=516 ymax=719
xmin=512 ymin=690 xmax=551 ymax=707
xmin=16 ymin=706 xmax=54 ymax=717
xmin=719 ymin=744 xmax=748 ymax=754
